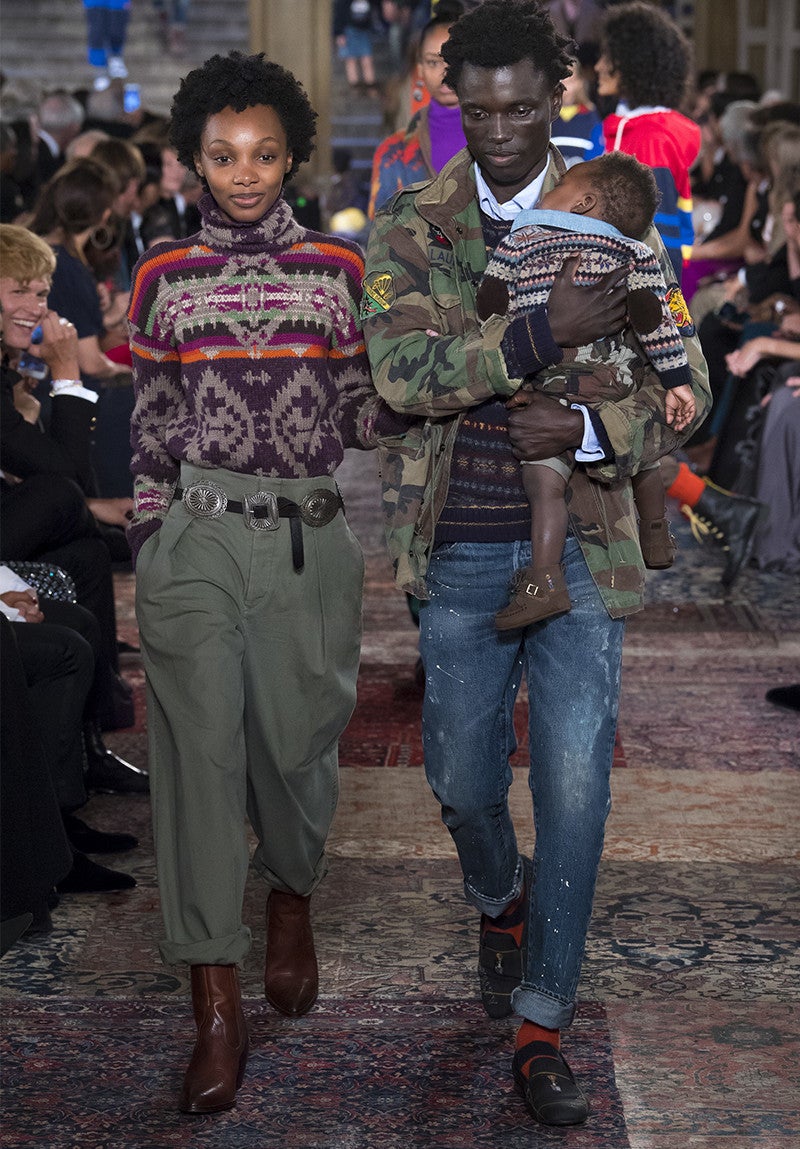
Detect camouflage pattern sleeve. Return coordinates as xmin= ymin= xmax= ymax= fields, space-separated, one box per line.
xmin=362 ymin=200 xmax=520 ymax=416
xmin=584 ymin=224 xmax=712 ymax=482
xmin=323 ymin=240 xmax=414 ymax=449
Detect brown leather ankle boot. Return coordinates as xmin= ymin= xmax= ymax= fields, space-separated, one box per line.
xmin=264 ymin=890 xmax=318 ymax=1017
xmin=178 ymin=964 xmax=249 ymax=1114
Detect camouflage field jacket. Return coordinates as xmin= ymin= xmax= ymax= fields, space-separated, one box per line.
xmin=362 ymin=147 xmax=711 ymax=618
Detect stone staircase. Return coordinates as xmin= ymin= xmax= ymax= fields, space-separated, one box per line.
xmin=1 ymin=1 xmax=391 ymax=198
xmin=1 ymin=0 xmax=252 ymax=115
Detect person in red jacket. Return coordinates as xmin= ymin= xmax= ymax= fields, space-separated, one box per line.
xmin=593 ymin=5 xmax=767 ymax=584
xmin=595 ymin=1 xmax=700 ymax=284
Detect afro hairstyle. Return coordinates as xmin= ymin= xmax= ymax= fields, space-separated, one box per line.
xmin=168 ymin=52 xmax=317 ymax=183
xmin=601 ymin=3 xmax=692 ymax=111
xmin=441 ymin=0 xmax=575 ymax=93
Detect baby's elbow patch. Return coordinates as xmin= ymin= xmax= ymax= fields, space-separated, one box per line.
xmin=476 ymin=275 xmax=509 ymax=321
xmin=628 ymin=288 xmax=663 ymax=336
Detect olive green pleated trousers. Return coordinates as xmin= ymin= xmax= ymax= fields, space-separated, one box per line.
xmin=135 ymin=464 xmax=364 ymax=967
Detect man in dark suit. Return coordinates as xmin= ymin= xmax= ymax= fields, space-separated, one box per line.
xmin=18 ymin=92 xmax=85 ymax=211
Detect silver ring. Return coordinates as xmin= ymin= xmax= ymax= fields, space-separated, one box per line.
xmin=59 ymin=317 xmax=70 ymax=326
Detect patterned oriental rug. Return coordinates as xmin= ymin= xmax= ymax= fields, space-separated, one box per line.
xmin=1 ymin=1000 xmax=627 ymax=1149
xmin=1 ymin=451 xmax=798 ymax=1149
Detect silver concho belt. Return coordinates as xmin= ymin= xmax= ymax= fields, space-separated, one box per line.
xmin=176 ymin=483 xmax=342 ymax=530
xmin=174 ymin=482 xmax=343 ymax=572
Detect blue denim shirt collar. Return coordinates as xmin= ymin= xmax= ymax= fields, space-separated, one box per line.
xmin=510 ymin=208 xmax=623 ymax=240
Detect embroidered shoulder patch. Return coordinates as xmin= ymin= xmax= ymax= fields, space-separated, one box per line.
xmin=665 ymin=284 xmax=695 ymax=336
xmin=362 ymin=272 xmax=395 ymax=319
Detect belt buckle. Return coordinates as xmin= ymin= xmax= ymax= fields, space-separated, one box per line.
xmin=182 ymin=481 xmax=227 ymax=519
xmin=244 ymin=491 xmax=279 ymax=531
xmin=300 ymin=489 xmax=340 ymax=527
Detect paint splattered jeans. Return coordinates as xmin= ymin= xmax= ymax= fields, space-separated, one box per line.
xmin=419 ymin=535 xmax=625 ymax=1029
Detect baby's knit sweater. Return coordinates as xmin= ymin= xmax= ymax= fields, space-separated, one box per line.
xmin=128 ymin=193 xmax=398 ymax=557
xmin=483 ymin=209 xmax=693 ymax=391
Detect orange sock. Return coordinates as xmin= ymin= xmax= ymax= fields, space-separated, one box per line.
xmin=666 ymin=462 xmax=705 ymax=508
xmin=485 ymin=890 xmax=525 ymax=946
xmin=516 ymin=1020 xmax=560 ymax=1074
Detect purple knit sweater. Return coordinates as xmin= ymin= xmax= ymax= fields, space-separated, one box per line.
xmin=127 ymin=192 xmax=401 ymax=558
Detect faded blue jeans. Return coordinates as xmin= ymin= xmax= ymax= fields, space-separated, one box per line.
xmin=419 ymin=536 xmax=624 ymax=1030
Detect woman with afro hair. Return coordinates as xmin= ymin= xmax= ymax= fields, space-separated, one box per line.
xmin=126 ymin=51 xmax=409 ymax=1114
xmin=596 ymin=1 xmax=701 ymax=283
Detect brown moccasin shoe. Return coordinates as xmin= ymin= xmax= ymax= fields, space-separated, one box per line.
xmin=639 ymin=518 xmax=677 ymax=569
xmin=495 ymin=565 xmax=571 ymax=631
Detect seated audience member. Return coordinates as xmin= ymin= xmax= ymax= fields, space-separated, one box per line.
xmin=751 ymin=363 xmax=800 ymax=573
xmin=657 ymin=454 xmax=766 ymax=589
xmin=688 ymin=102 xmax=800 ymax=293
xmin=66 ymin=127 xmax=111 ymax=161
xmin=694 ymin=129 xmax=800 ymax=457
xmin=0 ymin=613 xmax=71 ymax=952
xmin=123 ymin=138 xmax=164 ymax=266
xmin=691 ymin=68 xmax=721 ymax=123
xmin=132 ymin=120 xmax=201 ymax=237
xmin=0 ymin=225 xmax=146 ymax=790
xmin=0 ymin=98 xmax=39 ymax=216
xmin=326 ymin=148 xmax=369 ymax=224
xmin=81 ymin=83 xmax=135 ymax=139
xmin=87 ymin=137 xmax=147 ymax=497
xmin=717 ymin=71 xmax=762 ymax=104
xmin=28 ymin=159 xmax=132 ymax=388
xmin=35 ymin=91 xmax=86 ymax=186
xmin=550 ymin=54 xmax=603 ymax=169
xmin=687 ymin=94 xmax=753 ymax=300
xmin=0 ymin=570 xmax=139 ymax=899
xmin=368 ymin=4 xmax=466 ymax=219
xmin=12 ymin=90 xmax=85 ymax=213
xmin=0 ymin=123 xmax=25 ymax=223
xmin=88 ymin=136 xmax=146 ymax=289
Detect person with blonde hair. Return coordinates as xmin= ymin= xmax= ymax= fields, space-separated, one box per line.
xmin=0 ymin=223 xmax=146 ymax=788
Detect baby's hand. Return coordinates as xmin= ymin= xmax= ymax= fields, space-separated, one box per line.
xmin=665 ymin=383 xmax=696 ymax=432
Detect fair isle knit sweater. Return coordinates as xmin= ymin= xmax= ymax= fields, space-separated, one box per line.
xmin=127 ymin=192 xmax=400 ymax=558
xmin=484 ymin=209 xmax=693 ymax=391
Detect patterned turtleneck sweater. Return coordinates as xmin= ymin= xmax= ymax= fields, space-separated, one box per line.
xmin=127 ymin=192 xmax=403 ymax=558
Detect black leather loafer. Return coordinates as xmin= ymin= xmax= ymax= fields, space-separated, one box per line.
xmin=512 ymin=1040 xmax=590 ymax=1126
xmin=478 ymin=856 xmax=531 ymax=1018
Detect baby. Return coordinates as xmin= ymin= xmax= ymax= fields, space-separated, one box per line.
xmin=478 ymin=151 xmax=697 ymax=629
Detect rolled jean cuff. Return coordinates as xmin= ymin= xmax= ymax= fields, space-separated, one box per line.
xmin=462 ymin=855 xmax=523 ymax=917
xmin=512 ymin=985 xmax=577 ymax=1030
xmin=159 ymin=926 xmax=251 ymax=967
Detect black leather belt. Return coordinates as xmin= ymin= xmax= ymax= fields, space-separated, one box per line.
xmin=174 ymin=481 xmax=343 ymax=572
